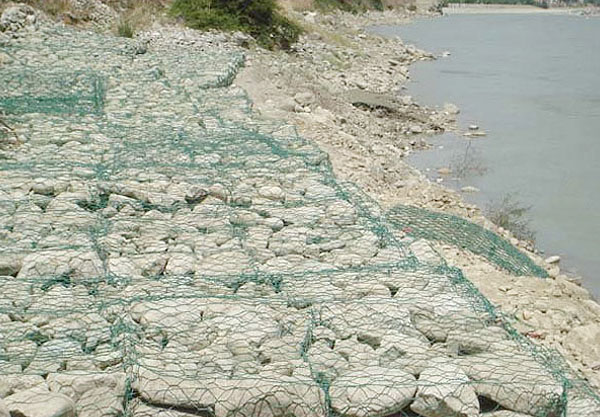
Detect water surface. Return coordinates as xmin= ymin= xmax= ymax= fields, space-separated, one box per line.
xmin=372 ymin=14 xmax=600 ymax=297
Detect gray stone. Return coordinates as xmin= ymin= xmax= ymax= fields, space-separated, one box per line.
xmin=325 ymin=200 xmax=357 ymax=226
xmin=4 ymin=384 xmax=75 ymax=417
xmin=481 ymin=411 xmax=532 ymax=417
xmin=411 ymin=362 xmax=479 ymax=417
xmin=26 ymin=339 xmax=83 ymax=375
xmin=135 ymin=368 xmax=326 ymax=417
xmin=565 ymin=395 xmax=600 ymax=417
xmin=308 ymin=340 xmax=349 ymax=380
xmin=47 ymin=372 xmax=125 ymax=402
xmin=329 ymin=367 xmax=416 ymax=417
xmin=0 ymin=5 xmax=37 ymax=32
xmin=0 ymin=399 xmax=8 ymax=417
xmin=410 ymin=125 xmax=423 ymax=134
xmin=0 ymin=374 xmax=45 ymax=398
xmin=294 ymin=91 xmax=315 ymax=107
xmin=459 ymin=351 xmax=563 ymax=415
xmin=76 ymin=386 xmax=124 ymax=417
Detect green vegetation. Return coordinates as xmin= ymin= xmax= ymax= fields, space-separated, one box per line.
xmin=169 ymin=0 xmax=303 ymax=50
xmin=485 ymin=193 xmax=536 ymax=243
xmin=441 ymin=0 xmax=538 ymax=5
xmin=314 ymin=0 xmax=384 ymax=12
xmin=117 ymin=18 xmax=135 ymax=37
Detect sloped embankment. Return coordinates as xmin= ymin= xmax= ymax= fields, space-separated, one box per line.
xmin=0 ymin=6 xmax=599 ymax=417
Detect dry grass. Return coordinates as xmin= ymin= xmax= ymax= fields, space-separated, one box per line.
xmin=1 ymin=0 xmax=171 ymax=33
xmin=111 ymin=0 xmax=170 ymax=36
xmin=278 ymin=0 xmax=316 ymax=11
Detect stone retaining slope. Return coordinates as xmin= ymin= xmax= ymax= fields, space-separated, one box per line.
xmin=0 ymin=13 xmax=599 ymax=417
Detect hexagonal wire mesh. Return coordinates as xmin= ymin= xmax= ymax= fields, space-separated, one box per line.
xmin=0 ymin=22 xmax=598 ymax=417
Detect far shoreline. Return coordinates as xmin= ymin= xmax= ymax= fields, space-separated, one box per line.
xmin=442 ymin=4 xmax=584 ymax=14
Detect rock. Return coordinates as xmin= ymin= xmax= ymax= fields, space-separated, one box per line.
xmin=258 ymin=186 xmax=285 ymax=201
xmin=26 ymin=339 xmax=84 ymax=374
xmin=135 ymin=368 xmax=326 ymax=417
xmin=4 ymin=385 xmax=75 ymax=417
xmin=0 ymin=375 xmax=45 ymax=398
xmin=131 ymin=402 xmax=199 ymax=417
xmin=565 ymin=395 xmax=600 ymax=417
xmin=548 ymin=265 xmax=560 ymax=278
xmin=446 ymin=326 xmax=507 ymax=355
xmin=461 ymin=186 xmax=479 ymax=193
xmin=325 ymin=200 xmax=357 ymax=226
xmin=459 ymin=351 xmax=563 ymax=415
xmin=377 ymin=332 xmax=433 ymax=376
xmin=0 ymin=4 xmax=37 ymax=32
xmin=184 ymin=186 xmax=208 ymax=205
xmin=46 ymin=372 xmax=125 ymax=402
xmin=409 ymin=239 xmax=444 ymax=266
xmin=481 ymin=411 xmax=532 ymax=417
xmin=76 ymin=386 xmax=124 ymax=417
xmin=208 ymin=183 xmax=229 ymax=201
xmin=411 ymin=362 xmax=479 ymax=417
xmin=545 ymin=255 xmax=561 ymax=264
xmin=400 ymin=95 xmax=413 ymax=106
xmin=437 ymin=167 xmax=452 ymax=175
xmin=308 ymin=340 xmax=349 ymax=380
xmin=329 ymin=367 xmax=416 ymax=417
xmin=0 ymin=400 xmax=8 ymax=417
xmin=443 ymin=103 xmax=460 ymax=114
xmin=563 ymin=324 xmax=600 ymax=363
xmin=294 ymin=91 xmax=315 ymax=107
xmin=410 ymin=125 xmax=423 ymax=134
xmin=280 ymin=97 xmax=297 ymax=112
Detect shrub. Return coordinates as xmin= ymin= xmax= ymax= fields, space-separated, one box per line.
xmin=315 ymin=0 xmax=384 ymax=12
xmin=117 ymin=18 xmax=135 ymax=37
xmin=169 ymin=0 xmax=303 ymax=50
xmin=486 ymin=193 xmax=536 ymax=243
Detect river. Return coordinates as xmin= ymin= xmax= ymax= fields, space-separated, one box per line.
xmin=372 ymin=13 xmax=600 ymax=297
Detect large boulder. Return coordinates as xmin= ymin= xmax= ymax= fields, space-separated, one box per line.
xmin=134 ymin=368 xmax=326 ymax=417
xmin=459 ymin=350 xmax=563 ymax=415
xmin=411 ymin=362 xmax=479 ymax=417
xmin=0 ymin=4 xmax=37 ymax=32
xmin=3 ymin=384 xmax=75 ymax=417
xmin=0 ymin=399 xmax=9 ymax=417
xmin=329 ymin=367 xmax=416 ymax=417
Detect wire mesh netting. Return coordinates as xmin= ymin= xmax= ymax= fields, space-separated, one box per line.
xmin=385 ymin=205 xmax=549 ymax=278
xmin=1 ymin=21 xmax=599 ymax=417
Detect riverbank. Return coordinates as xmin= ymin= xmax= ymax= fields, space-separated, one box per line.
xmin=441 ymin=3 xmax=600 ymax=15
xmin=442 ymin=4 xmax=582 ymax=15
xmin=1 ymin=0 xmax=599 ymax=407
xmin=237 ymin=7 xmax=600 ymax=389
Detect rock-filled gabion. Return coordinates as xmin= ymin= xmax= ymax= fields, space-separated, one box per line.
xmin=0 ymin=10 xmax=599 ymax=417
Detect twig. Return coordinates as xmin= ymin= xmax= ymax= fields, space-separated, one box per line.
xmin=0 ymin=116 xmax=19 ymax=144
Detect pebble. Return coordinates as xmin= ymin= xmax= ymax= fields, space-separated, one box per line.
xmin=410 ymin=125 xmax=423 ymax=134
xmin=461 ymin=186 xmax=479 ymax=193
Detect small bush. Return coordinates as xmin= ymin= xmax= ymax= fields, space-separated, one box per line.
xmin=315 ymin=0 xmax=384 ymax=12
xmin=117 ymin=19 xmax=135 ymax=37
xmin=486 ymin=193 xmax=536 ymax=243
xmin=170 ymin=0 xmax=303 ymax=50
xmin=449 ymin=141 xmax=487 ymax=180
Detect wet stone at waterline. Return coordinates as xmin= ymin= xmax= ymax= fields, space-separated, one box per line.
xmin=0 ymin=10 xmax=599 ymax=417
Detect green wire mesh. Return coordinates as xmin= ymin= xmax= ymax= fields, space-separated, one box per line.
xmin=386 ymin=204 xmax=549 ymax=278
xmin=0 ymin=22 xmax=598 ymax=417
